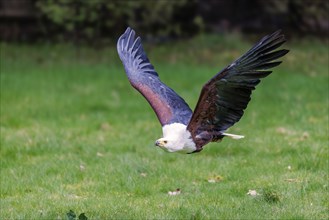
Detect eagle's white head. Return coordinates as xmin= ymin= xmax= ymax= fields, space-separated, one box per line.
xmin=155 ymin=123 xmax=196 ymax=154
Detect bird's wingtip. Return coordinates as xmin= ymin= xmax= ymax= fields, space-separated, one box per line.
xmin=117 ymin=27 xmax=136 ymax=52
xmin=125 ymin=27 xmax=131 ymax=34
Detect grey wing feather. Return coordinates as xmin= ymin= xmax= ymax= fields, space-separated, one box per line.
xmin=117 ymin=27 xmax=192 ymax=126
xmin=187 ymin=30 xmax=289 ymax=148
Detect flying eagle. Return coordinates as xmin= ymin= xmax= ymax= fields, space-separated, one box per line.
xmin=117 ymin=27 xmax=288 ymax=154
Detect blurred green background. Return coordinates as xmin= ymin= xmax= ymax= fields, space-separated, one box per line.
xmin=0 ymin=0 xmax=328 ymax=219
xmin=0 ymin=0 xmax=328 ymax=42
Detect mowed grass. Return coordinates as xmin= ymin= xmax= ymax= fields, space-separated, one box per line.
xmin=1 ymin=34 xmax=328 ymax=219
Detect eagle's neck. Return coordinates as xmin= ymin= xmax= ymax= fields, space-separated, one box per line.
xmin=162 ymin=123 xmax=197 ymax=153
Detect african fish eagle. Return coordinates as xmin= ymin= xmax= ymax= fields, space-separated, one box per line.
xmin=117 ymin=27 xmax=288 ymax=154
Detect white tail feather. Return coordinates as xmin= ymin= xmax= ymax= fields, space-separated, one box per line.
xmin=222 ymin=133 xmax=245 ymax=139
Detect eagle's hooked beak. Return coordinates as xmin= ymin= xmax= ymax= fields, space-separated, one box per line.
xmin=155 ymin=140 xmax=162 ymax=147
xmin=155 ymin=139 xmax=166 ymax=147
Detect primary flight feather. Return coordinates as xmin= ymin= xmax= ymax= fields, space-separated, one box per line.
xmin=117 ymin=27 xmax=288 ymax=154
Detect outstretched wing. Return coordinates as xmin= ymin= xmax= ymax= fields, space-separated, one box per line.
xmin=117 ymin=27 xmax=192 ymax=126
xmin=187 ymin=30 xmax=289 ymax=148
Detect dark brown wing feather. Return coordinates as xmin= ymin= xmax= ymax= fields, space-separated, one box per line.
xmin=187 ymin=30 xmax=289 ymax=148
xmin=117 ymin=27 xmax=192 ymax=126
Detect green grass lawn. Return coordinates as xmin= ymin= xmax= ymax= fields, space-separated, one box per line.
xmin=1 ymin=34 xmax=328 ymax=219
